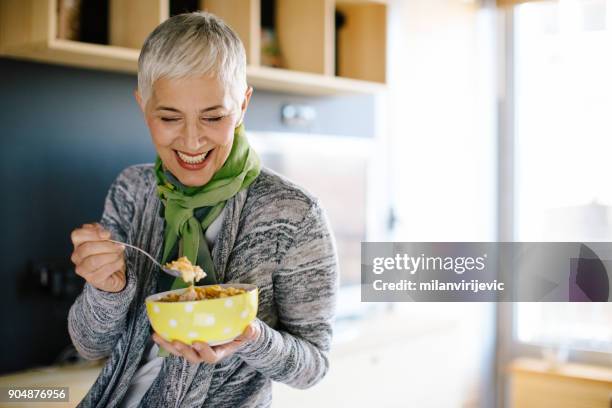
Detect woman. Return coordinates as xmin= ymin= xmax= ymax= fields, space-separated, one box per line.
xmin=68 ymin=12 xmax=338 ymax=408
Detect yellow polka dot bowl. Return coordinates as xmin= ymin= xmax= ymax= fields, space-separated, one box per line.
xmin=145 ymin=284 xmax=258 ymax=346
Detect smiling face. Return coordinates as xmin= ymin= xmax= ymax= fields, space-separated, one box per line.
xmin=136 ymin=75 xmax=252 ymax=187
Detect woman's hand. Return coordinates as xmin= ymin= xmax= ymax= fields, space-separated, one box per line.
xmin=70 ymin=223 xmax=126 ymax=293
xmin=152 ymin=322 xmax=261 ymax=364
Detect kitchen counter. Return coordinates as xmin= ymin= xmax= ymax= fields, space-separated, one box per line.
xmin=0 ymin=361 xmax=104 ymax=408
xmin=0 ymin=309 xmax=460 ymax=408
xmin=509 ymin=358 xmax=612 ymax=408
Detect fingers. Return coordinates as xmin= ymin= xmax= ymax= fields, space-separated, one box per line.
xmin=71 ymin=240 xmax=123 ymax=265
xmin=152 ymin=333 xmax=182 ymax=357
xmin=152 ymin=333 xmax=213 ymax=364
xmin=70 ymin=223 xmax=127 ymax=292
xmin=193 ymin=330 xmax=256 ymax=361
xmin=105 ymin=271 xmax=127 ymax=293
xmin=151 ymin=324 xmax=259 ymax=365
xmin=206 ymin=337 xmax=245 ymax=358
xmin=75 ymin=251 xmax=123 ymax=280
xmin=192 ymin=342 xmax=220 ymax=363
xmin=228 ymin=323 xmax=259 ymax=348
xmin=152 ymin=334 xmax=227 ymax=364
xmin=89 ymin=261 xmax=125 ymax=290
xmin=236 ymin=323 xmax=257 ymax=342
xmin=70 ymin=223 xmax=111 ymax=248
xmin=173 ymin=341 xmax=205 ymax=364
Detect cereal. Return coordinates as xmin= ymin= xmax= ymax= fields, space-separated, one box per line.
xmin=158 ymin=285 xmax=247 ymax=302
xmin=164 ymin=256 xmax=206 ymax=284
xmin=160 ymin=257 xmax=246 ymax=302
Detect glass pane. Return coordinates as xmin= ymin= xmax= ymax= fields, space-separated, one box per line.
xmin=513 ymin=0 xmax=612 ymax=353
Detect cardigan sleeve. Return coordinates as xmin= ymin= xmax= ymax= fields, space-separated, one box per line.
xmin=67 ymin=167 xmax=141 ymax=360
xmin=235 ymin=200 xmax=339 ymax=389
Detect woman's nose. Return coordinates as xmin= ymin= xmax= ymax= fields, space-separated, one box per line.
xmin=183 ymin=121 xmax=204 ymax=151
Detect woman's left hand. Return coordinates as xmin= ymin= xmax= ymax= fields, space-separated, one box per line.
xmin=152 ymin=322 xmax=260 ymax=364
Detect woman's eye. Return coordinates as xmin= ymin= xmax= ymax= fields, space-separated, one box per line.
xmin=161 ymin=117 xmax=180 ymax=122
xmin=203 ymin=116 xmax=224 ymax=122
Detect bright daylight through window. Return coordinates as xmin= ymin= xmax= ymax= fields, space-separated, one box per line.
xmin=514 ymin=0 xmax=612 ymax=354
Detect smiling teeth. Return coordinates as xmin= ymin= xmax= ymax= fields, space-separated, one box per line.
xmin=177 ymin=150 xmax=208 ymax=164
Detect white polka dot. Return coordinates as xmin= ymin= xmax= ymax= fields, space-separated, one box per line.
xmin=153 ymin=305 xmax=160 ymax=313
xmin=169 ymin=319 xmax=177 ymax=327
xmin=223 ymin=327 xmax=232 ymax=334
xmin=188 ymin=331 xmax=198 ymax=338
xmin=240 ymin=310 xmax=249 ymax=319
xmin=195 ymin=313 xmax=216 ymax=326
xmin=184 ymin=304 xmax=194 ymax=312
xmin=224 ymin=298 xmax=234 ymax=308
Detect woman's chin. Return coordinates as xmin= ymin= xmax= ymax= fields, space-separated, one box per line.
xmin=177 ymin=172 xmax=212 ymax=187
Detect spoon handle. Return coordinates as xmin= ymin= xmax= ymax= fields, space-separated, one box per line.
xmin=107 ymin=239 xmax=164 ymax=269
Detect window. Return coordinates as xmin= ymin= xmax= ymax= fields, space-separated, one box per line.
xmin=513 ymin=0 xmax=612 ymax=354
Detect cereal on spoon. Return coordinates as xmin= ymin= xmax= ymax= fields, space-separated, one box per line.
xmin=165 ymin=256 xmax=206 ymax=284
xmin=161 ymin=257 xmax=246 ymax=302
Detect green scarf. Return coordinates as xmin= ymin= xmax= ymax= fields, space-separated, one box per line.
xmin=155 ymin=124 xmax=261 ymax=289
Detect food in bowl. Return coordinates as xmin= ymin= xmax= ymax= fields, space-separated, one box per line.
xmin=159 ymin=285 xmax=247 ymax=302
xmin=146 ymin=283 xmax=258 ymax=345
xmin=164 ymin=256 xmax=206 ymax=284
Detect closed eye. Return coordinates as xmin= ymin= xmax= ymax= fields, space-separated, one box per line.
xmin=161 ymin=117 xmax=180 ymax=122
xmin=203 ymin=116 xmax=224 ymax=122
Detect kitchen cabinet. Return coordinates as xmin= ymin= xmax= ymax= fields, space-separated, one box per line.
xmin=0 ymin=0 xmax=387 ymax=95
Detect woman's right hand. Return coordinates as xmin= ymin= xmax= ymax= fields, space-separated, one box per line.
xmin=70 ymin=223 xmax=126 ymax=293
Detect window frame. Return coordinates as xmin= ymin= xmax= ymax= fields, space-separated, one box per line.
xmin=496 ymin=2 xmax=612 ymax=406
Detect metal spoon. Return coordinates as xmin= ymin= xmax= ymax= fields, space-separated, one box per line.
xmin=107 ymin=239 xmax=182 ymax=278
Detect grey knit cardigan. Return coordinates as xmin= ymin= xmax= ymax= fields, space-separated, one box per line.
xmin=67 ymin=164 xmax=339 ymax=407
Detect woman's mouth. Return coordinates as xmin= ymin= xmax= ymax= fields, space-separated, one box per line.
xmin=175 ymin=149 xmax=213 ymax=170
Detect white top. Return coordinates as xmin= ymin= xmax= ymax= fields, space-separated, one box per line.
xmin=119 ymin=207 xmax=226 ymax=408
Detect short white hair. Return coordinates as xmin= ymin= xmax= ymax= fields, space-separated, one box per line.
xmin=138 ymin=11 xmax=247 ymax=107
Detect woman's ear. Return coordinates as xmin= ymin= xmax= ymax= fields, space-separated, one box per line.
xmin=134 ymin=89 xmax=145 ymax=114
xmin=237 ymin=86 xmax=253 ymax=127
